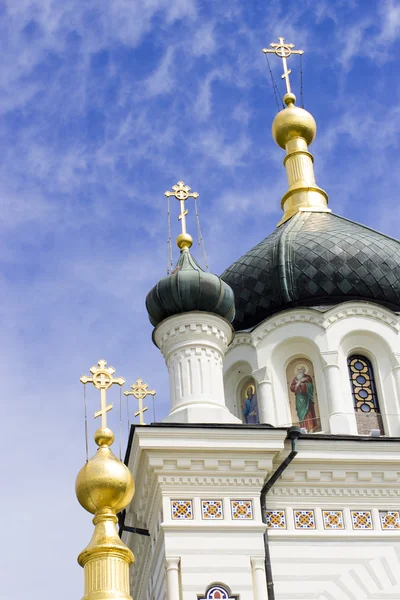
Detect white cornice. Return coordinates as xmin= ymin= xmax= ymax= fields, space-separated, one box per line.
xmin=253 ymin=310 xmax=325 ymax=345
xmin=242 ymin=302 xmax=400 ymax=346
xmin=322 ymin=302 xmax=400 ymax=332
xmin=269 ymin=485 xmax=400 ymax=498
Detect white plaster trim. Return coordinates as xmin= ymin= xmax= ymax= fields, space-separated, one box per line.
xmin=322 ymin=302 xmax=400 ymax=332
xmin=251 ymin=302 xmax=399 ymax=346
xmin=253 ymin=310 xmax=325 ymax=345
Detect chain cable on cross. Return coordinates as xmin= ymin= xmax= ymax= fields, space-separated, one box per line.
xmin=124 ymin=379 xmax=156 ymax=425
xmin=80 ymin=359 xmax=126 ymax=429
xmin=262 ymin=36 xmax=304 ymax=96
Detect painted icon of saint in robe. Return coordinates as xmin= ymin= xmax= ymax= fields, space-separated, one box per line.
xmin=242 ymin=383 xmax=259 ymax=424
xmin=290 ymin=364 xmax=317 ymax=432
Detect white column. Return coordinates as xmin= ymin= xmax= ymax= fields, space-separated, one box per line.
xmin=165 ymin=556 xmax=181 ymax=600
xmin=154 ymin=312 xmax=241 ymax=424
xmin=391 ymin=354 xmax=400 ymax=406
xmin=251 ymin=556 xmax=268 ymax=600
xmin=252 ymin=367 xmax=275 ymax=425
xmin=389 ymin=353 xmax=400 ymax=436
xmin=321 ymin=351 xmax=357 ymax=434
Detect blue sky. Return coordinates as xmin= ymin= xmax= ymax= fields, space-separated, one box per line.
xmin=2 ymin=0 xmax=400 ymax=597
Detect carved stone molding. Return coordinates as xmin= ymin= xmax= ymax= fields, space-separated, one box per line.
xmin=251 ymin=302 xmax=399 ymax=346
xmin=155 ymin=313 xmax=233 ymax=350
xmin=148 ymin=456 xmax=272 ymax=473
xmin=158 ymin=475 xmax=265 ymax=487
xmin=230 ymin=334 xmax=253 ymax=347
xmin=322 ymin=303 xmax=400 ymax=332
xmin=269 ymin=486 xmax=400 ymax=498
xmin=252 ymin=366 xmax=271 ymax=383
xmin=254 ymin=311 xmax=325 ymax=344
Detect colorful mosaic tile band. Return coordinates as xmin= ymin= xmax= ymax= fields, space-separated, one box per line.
xmin=322 ymin=510 xmax=344 ymax=530
xmin=171 ymin=500 xmax=193 ymax=520
xmin=231 ymin=500 xmax=253 ymax=520
xmin=201 ymin=500 xmax=223 ymax=520
xmin=351 ymin=510 xmax=373 ymax=529
xmin=294 ymin=510 xmax=315 ymax=529
xmin=265 ymin=510 xmax=286 ymax=529
xmin=380 ymin=511 xmax=400 ymax=530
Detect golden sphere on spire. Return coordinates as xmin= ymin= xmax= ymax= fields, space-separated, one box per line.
xmin=272 ymin=93 xmax=316 ymax=149
xmin=176 ymin=232 xmax=193 ymax=250
xmin=76 ymin=428 xmax=134 ymax=515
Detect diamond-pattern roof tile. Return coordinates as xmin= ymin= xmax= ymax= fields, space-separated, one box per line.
xmin=221 ymin=212 xmax=400 ymax=330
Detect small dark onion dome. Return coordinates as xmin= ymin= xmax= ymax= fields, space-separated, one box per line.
xmin=146 ymin=247 xmax=235 ymax=328
xmin=221 ymin=211 xmax=400 ymax=331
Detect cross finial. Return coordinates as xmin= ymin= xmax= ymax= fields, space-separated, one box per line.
xmin=124 ymin=378 xmax=156 ymax=425
xmin=165 ymin=181 xmax=199 ymax=249
xmin=262 ymin=36 xmax=304 ymax=96
xmin=80 ymin=359 xmax=126 ymax=428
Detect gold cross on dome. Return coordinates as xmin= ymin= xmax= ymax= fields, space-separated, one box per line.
xmin=262 ymin=36 xmax=304 ymax=95
xmin=124 ymin=378 xmax=156 ymax=425
xmin=165 ymin=181 xmax=199 ymax=235
xmin=80 ymin=359 xmax=126 ymax=428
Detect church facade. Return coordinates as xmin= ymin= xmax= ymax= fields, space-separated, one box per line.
xmin=121 ymin=39 xmax=400 ymax=600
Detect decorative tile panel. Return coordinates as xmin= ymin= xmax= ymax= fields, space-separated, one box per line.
xmin=380 ymin=510 xmax=400 ymax=529
xmin=171 ymin=500 xmax=193 ymax=520
xmin=265 ymin=510 xmax=286 ymax=529
xmin=231 ymin=500 xmax=253 ymax=520
xmin=351 ymin=510 xmax=373 ymax=529
xmin=323 ymin=510 xmax=344 ymax=530
xmin=294 ymin=510 xmax=315 ymax=529
xmin=201 ymin=500 xmax=223 ymax=520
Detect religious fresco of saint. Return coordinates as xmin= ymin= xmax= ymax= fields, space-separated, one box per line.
xmin=286 ymin=358 xmax=321 ymax=433
xmin=241 ymin=381 xmax=259 ymax=424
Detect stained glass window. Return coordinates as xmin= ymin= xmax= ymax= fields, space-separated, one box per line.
xmin=347 ymin=355 xmax=380 ymax=414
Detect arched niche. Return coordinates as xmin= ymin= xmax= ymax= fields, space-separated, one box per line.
xmin=286 ymin=356 xmax=321 ymax=433
xmin=339 ymin=330 xmax=400 ymax=436
xmin=224 ymin=360 xmax=254 ymax=421
xmin=270 ymin=337 xmax=328 ymax=431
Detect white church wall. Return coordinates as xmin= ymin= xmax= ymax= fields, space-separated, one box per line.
xmin=224 ymin=302 xmax=400 ymax=436
xmin=269 ymin=539 xmax=400 ymax=599
xmin=265 ymin=436 xmax=400 ymax=599
xmin=337 ymin=328 xmax=400 ymax=437
xmin=125 ymin=427 xmax=400 ymax=600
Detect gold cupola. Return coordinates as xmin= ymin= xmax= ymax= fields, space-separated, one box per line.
xmin=77 ymin=360 xmax=134 ymax=600
xmin=263 ymin=38 xmax=330 ymax=226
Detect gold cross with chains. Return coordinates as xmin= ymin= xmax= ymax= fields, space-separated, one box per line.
xmin=262 ymin=37 xmax=304 ymax=95
xmin=165 ymin=181 xmax=199 ymax=236
xmin=124 ymin=379 xmax=156 ymax=425
xmin=80 ymin=359 xmax=126 ymax=428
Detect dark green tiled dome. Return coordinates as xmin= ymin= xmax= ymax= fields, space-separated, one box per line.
xmin=146 ymin=248 xmax=235 ymax=327
xmin=221 ymin=211 xmax=400 ymax=331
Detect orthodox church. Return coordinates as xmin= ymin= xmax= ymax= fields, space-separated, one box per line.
xmin=75 ymin=39 xmax=400 ymax=600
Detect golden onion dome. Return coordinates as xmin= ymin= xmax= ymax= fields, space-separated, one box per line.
xmin=272 ymin=93 xmax=316 ymax=149
xmin=76 ymin=428 xmax=134 ymax=515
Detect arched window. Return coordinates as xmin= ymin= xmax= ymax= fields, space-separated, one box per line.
xmin=347 ymin=355 xmax=384 ymax=434
xmin=286 ymin=357 xmax=321 ymax=433
xmin=199 ymin=584 xmax=238 ymax=600
xmin=240 ymin=379 xmax=259 ymax=424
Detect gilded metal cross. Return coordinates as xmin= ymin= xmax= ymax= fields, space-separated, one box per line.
xmin=165 ymin=181 xmax=199 ymax=236
xmin=262 ymin=37 xmax=304 ymax=95
xmin=80 ymin=359 xmax=126 ymax=428
xmin=124 ymin=378 xmax=156 ymax=425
